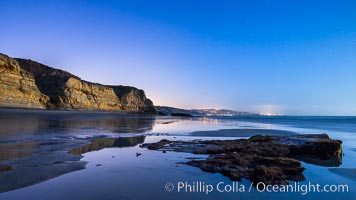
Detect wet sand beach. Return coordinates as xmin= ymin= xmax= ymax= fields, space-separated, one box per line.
xmin=0 ymin=110 xmax=355 ymax=199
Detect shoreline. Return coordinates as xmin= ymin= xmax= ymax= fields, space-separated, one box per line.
xmin=0 ymin=128 xmax=344 ymax=193
xmin=0 ymin=107 xmax=156 ymax=116
xmin=0 ymin=113 xmax=355 ymax=198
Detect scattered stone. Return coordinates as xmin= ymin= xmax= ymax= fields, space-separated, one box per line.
xmin=53 ymin=161 xmax=65 ymax=164
xmin=0 ymin=165 xmax=12 ymax=173
xmin=140 ymin=139 xmax=172 ymax=150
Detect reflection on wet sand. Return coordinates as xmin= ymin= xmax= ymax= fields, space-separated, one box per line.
xmin=0 ymin=109 xmax=158 ymax=193
xmin=0 ymin=142 xmax=37 ymax=161
xmin=0 ymin=118 xmax=41 ymax=135
xmin=45 ymin=118 xmax=155 ymax=133
xmin=69 ymin=136 xmax=146 ymax=155
xmin=0 ymin=136 xmax=147 ymax=193
xmin=0 ymin=110 xmax=156 ymax=137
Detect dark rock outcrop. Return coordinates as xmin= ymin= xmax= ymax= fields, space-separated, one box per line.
xmin=144 ymin=139 xmax=172 ymax=150
xmin=141 ymin=134 xmax=342 ymax=185
xmin=0 ymin=53 xmax=156 ymax=113
xmin=0 ymin=165 xmax=12 ymax=173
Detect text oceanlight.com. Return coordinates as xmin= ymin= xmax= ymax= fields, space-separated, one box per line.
xmin=164 ymin=181 xmax=349 ymax=195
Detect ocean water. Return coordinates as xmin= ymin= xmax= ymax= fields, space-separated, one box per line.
xmin=0 ymin=110 xmax=355 ymax=199
xmin=221 ymin=116 xmax=356 ymax=148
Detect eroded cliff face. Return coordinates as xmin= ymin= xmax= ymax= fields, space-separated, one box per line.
xmin=0 ymin=53 xmax=156 ymax=113
xmin=111 ymin=86 xmax=155 ymax=113
xmin=0 ymin=54 xmax=49 ymax=109
xmin=57 ymin=78 xmax=122 ymax=110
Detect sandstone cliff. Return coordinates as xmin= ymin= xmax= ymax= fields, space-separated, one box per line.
xmin=0 ymin=53 xmax=156 ymax=113
xmin=0 ymin=54 xmax=49 ymax=109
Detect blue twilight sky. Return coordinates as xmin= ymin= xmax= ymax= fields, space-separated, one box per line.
xmin=1 ymin=0 xmax=356 ymax=115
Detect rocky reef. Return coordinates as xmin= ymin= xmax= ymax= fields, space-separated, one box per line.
xmin=141 ymin=134 xmax=342 ymax=185
xmin=0 ymin=53 xmax=156 ymax=113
